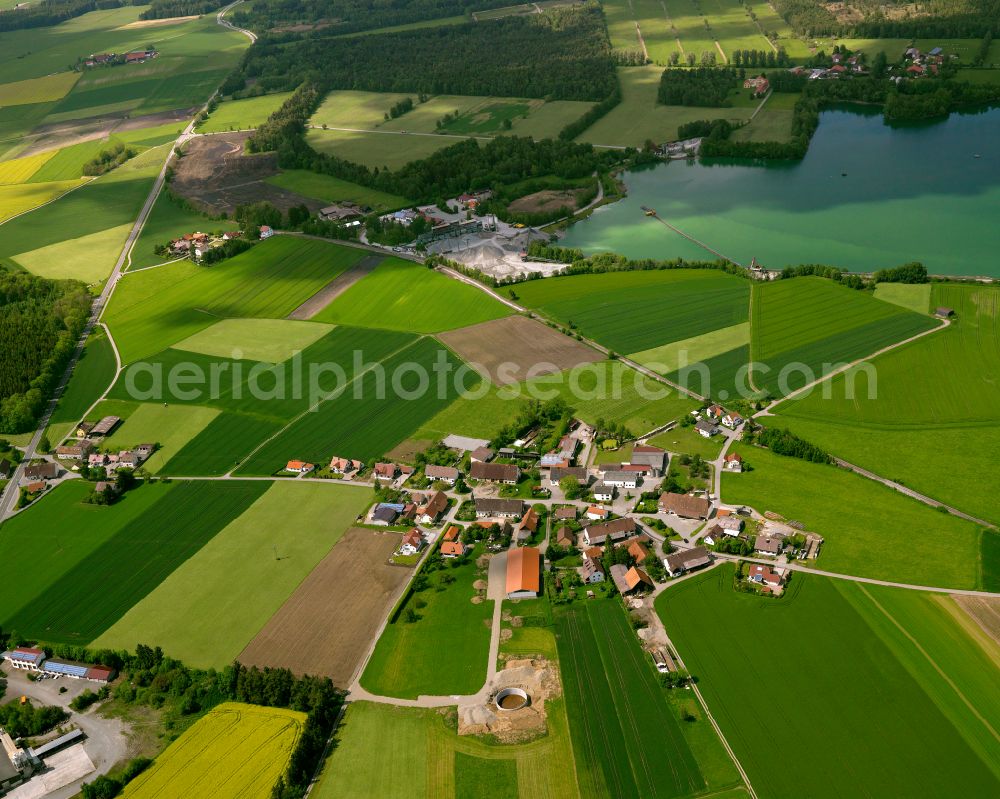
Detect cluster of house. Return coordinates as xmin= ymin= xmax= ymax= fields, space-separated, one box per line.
xmin=743 ymin=75 xmax=770 ymax=96
xmin=372 ymin=488 xmax=449 ymax=527
xmin=473 ymin=497 xmax=539 ymax=544
xmin=377 ymin=197 xmax=490 ymax=245
xmin=901 ymin=46 xmax=948 ymax=77
xmin=318 ymin=202 xmax=367 ymax=224
xmin=693 ymin=404 xmax=744 ymax=439
xmin=572 ymin=516 xmax=658 ymax=595
xmin=82 ymin=49 xmax=157 ymax=68
xmin=591 ymin=443 xmax=667 ymax=494
xmin=168 ymin=230 xmax=243 ymax=259
xmin=60 ymin=441 xmax=154 ymax=472
xmin=2 ymin=647 xmax=115 ymax=684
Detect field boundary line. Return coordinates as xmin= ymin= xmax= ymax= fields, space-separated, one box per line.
xmin=0 ymin=176 xmax=96 ymax=229
xmin=307 ymin=125 xmax=494 ymax=143
xmin=857 ymin=583 xmax=1000 ymax=745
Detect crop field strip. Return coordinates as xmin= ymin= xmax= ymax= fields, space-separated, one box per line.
xmin=3 ymin=481 xmax=269 ymax=643
xmin=122 ymin=702 xmax=305 ymax=799
xmin=46 ymin=329 xmax=118 ymax=445
xmin=657 ymin=567 xmax=1000 ymax=798
xmin=723 ymin=444 xmax=983 ymax=589
xmin=749 ymin=276 xmax=938 ymax=395
xmin=772 ymin=283 xmax=1000 ymax=525
xmin=94 ymin=482 xmax=371 ymax=669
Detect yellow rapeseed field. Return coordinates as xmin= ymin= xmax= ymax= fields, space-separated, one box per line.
xmin=122 ymin=702 xmax=306 ymax=798
xmin=0 ymin=179 xmax=87 ymax=223
xmin=0 ymin=72 xmax=80 ymax=107
xmin=0 ymin=151 xmax=57 ymax=185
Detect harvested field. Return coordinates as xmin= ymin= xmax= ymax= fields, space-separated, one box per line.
xmin=171 ymin=133 xmax=322 ymax=216
xmin=287 ymin=255 xmax=381 ymax=320
xmin=238 ymin=527 xmax=412 ymax=685
xmin=507 ymin=187 xmax=588 ymax=215
xmin=438 ymin=315 xmax=602 ymax=385
xmin=953 ymin=595 xmax=1000 ymax=648
xmin=385 ymin=438 xmax=435 ymax=463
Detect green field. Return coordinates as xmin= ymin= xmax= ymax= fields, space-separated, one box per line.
xmin=122 ymin=702 xmax=304 ymax=799
xmin=0 ymin=72 xmax=79 ymax=107
xmin=873 ymin=281 xmax=932 ymax=314
xmin=415 ymin=360 xmax=697 ymax=442
xmin=312 ymin=257 xmax=510 ymax=333
xmin=657 ymin=566 xmax=1000 ymax=798
xmin=236 ymin=336 xmax=464 ymax=474
xmin=0 ymin=179 xmax=87 ymax=224
xmin=199 ymin=91 xmax=294 ymax=133
xmin=265 ymin=169 xmax=410 ymax=211
xmin=750 ymin=277 xmax=937 ymax=395
xmin=47 ymin=329 xmax=118 ymax=444
xmin=516 ymin=268 xmax=749 ymax=355
xmin=102 ymin=403 xmax=221 ymax=472
xmin=314 ymin=694 xmax=581 ymax=798
xmin=576 ymin=67 xmax=758 ymax=147
xmin=306 ymin=127 xmax=472 ymax=170
xmin=730 ymin=91 xmax=797 ymax=143
xmin=722 ymin=444 xmax=983 ymax=589
xmin=555 ymin=600 xmax=707 ymax=797
xmin=649 ymin=421 xmax=725 ymax=459
xmin=361 ymin=542 xmax=493 ymax=698
xmin=3 ymin=480 xmax=268 ymax=643
xmin=173 ymin=318 xmax=336 ymax=362
xmin=159 ymin=413 xmax=284 ymax=476
xmin=773 ymin=283 xmax=1000 ymax=524
xmin=105 ymin=236 xmax=366 ymax=362
xmin=0 ymin=150 xmax=57 ymax=184
xmin=93 ymin=481 xmax=370 ymax=667
xmin=13 ymin=222 xmax=133 ymax=282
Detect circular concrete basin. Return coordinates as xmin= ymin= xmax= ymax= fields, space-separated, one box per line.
xmin=495 ymin=687 xmax=529 ymax=711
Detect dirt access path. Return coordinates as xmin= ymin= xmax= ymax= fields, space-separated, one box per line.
xmin=286 ymin=255 xmax=382 ymax=319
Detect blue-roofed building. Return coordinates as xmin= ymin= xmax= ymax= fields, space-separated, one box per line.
xmin=2 ymin=648 xmax=45 ymax=671
xmin=42 ymin=659 xmax=115 ymax=683
xmin=929 ymin=46 xmax=943 ymax=56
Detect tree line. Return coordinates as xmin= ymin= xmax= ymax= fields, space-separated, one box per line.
xmin=773 ymin=0 xmax=1000 ymax=38
xmin=139 ymin=0 xmax=221 ymax=19
xmin=730 ymin=48 xmax=791 ymax=68
xmin=747 ymin=426 xmax=831 ymax=463
xmin=658 ymin=67 xmax=741 ymax=107
xmin=0 ymin=268 xmax=90 ymax=433
xmin=232 ymin=6 xmax=616 ymax=102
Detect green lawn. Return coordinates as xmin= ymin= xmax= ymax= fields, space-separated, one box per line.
xmin=516 ymin=268 xmax=750 ymax=355
xmin=47 ymin=329 xmax=117 ymax=439
xmin=873 ymin=282 xmax=932 ymax=314
xmin=172 ymin=318 xmax=336 ymax=363
xmin=555 ymin=600 xmax=708 ymax=797
xmin=361 ymin=542 xmax=493 ymax=698
xmin=0 ymin=480 xmax=176 ymax=637
xmin=649 ymin=423 xmax=725 ymax=459
xmin=657 ymin=566 xmax=1000 ymax=798
xmin=93 ymin=481 xmax=370 ymax=667
xmin=750 ymin=277 xmax=938 ymax=395
xmin=13 ymin=222 xmax=133 ymax=283
xmin=3 ymin=480 xmax=268 ymax=644
xmin=102 ymin=403 xmax=221 ymax=473
xmin=265 ymin=170 xmax=410 ymax=211
xmin=722 ymin=444 xmax=983 ymax=589
xmin=415 ymin=360 xmax=697 ymax=443
xmin=306 ymin=128 xmax=460 ymax=170
xmin=773 ymin=283 xmax=1000 ymax=524
xmin=105 ymin=236 xmax=366 ymax=362
xmin=199 ymin=91 xmax=293 ymax=133
xmin=311 ymin=257 xmax=510 ymax=333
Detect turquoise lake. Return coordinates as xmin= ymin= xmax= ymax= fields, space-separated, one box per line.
xmin=560 ymin=106 xmax=1000 ymax=277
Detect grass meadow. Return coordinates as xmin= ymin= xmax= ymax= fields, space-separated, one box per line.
xmin=773 ymin=283 xmax=1000 ymax=524
xmin=3 ymin=480 xmax=268 ymax=643
xmin=361 ymin=542 xmax=494 ymax=698
xmin=555 ymin=600 xmax=708 ymax=798
xmin=750 ymin=277 xmax=937 ymax=395
xmin=122 ymin=702 xmax=304 ymax=799
xmin=0 ymin=179 xmax=87 ymax=224
xmin=105 ymin=237 xmax=366 ymax=362
xmin=722 ymin=444 xmax=983 ymax=589
xmin=199 ymin=91 xmax=294 ymax=133
xmin=173 ymin=318 xmax=336 ymax=363
xmin=312 ymin=257 xmax=510 ymax=333
xmin=265 ymin=169 xmax=410 ymax=211
xmin=516 ymin=268 xmax=749 ymax=355
xmin=94 ymin=481 xmax=371 ymax=668
xmin=657 ymin=566 xmax=1000 ymax=798
xmin=306 ymin=128 xmax=467 ymax=170
xmin=46 ymin=329 xmax=118 ymax=443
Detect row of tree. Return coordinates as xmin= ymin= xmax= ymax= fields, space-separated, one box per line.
xmin=748 ymin=426 xmax=831 ymax=463
xmin=730 ymin=48 xmax=791 ymax=68
xmin=82 ymin=142 xmax=137 ymax=176
xmin=232 ymin=6 xmax=616 ymax=102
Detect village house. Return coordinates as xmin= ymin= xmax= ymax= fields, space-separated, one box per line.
xmin=318 ymin=203 xmax=364 ymax=222
xmin=695 ymin=420 xmax=718 ymax=438
xmin=723 ymin=452 xmax=743 ymax=472
xmin=718 ymin=516 xmax=744 ymax=535
xmin=441 ymin=540 xmax=468 ymax=558
xmin=755 ymin=534 xmax=783 ymax=556
xmin=555 ymin=525 xmax=576 ymax=548
xmin=259 ymin=225 xmax=275 ymax=239
xmin=610 ymin=564 xmax=654 ymax=595
xmin=425 ymin=464 xmax=460 ymax=484
xmin=56 ymin=440 xmax=93 ymax=460
xmin=706 ymin=404 xmax=724 ymax=420
xmin=580 ymin=554 xmax=605 ymax=584
xmin=743 ymin=76 xmax=769 ymax=96
xmin=583 ymin=517 xmax=637 ymax=547
xmin=516 ymin=507 xmax=540 ymax=542
xmin=470 ymin=461 xmax=519 ymax=484
xmin=664 ymin=546 xmax=712 ymax=577
xmin=722 ymin=412 xmax=743 ymax=429
xmin=626 ymin=538 xmax=651 ymax=564
xmin=372 ymin=503 xmax=403 ymax=526
xmin=748 ymin=563 xmax=786 ymax=589
xmin=630 ymin=445 xmax=666 ymax=475
xmin=659 ymin=492 xmax=711 ymax=520
xmin=554 ymin=506 xmax=577 ymax=522
xmin=549 ymin=466 xmax=588 ymax=487
xmin=592 ymin=483 xmax=614 ymax=502
xmin=506 ymin=546 xmax=541 ymax=599
xmin=329 ymin=456 xmax=364 ymax=474
xmin=94 ymin=480 xmax=117 ymax=497
xmin=23 ymin=481 xmax=46 ymax=495
xmin=88 ymin=452 xmax=108 ymax=468
xmin=585 ymin=505 xmax=610 ymax=521
xmin=373 ymin=462 xmax=399 ymax=481
xmin=475 ymin=497 xmax=524 ymax=518
xmin=443 ymin=524 xmax=461 ymax=542
xmin=285 ymin=460 xmax=315 ymax=474
xmin=23 ymin=462 xmax=58 ymax=481
xmin=398 ymin=529 xmax=424 ymax=556
xmin=602 ymin=470 xmax=639 ymax=489
xmin=416 ymin=490 xmax=448 ymax=524
xmin=470 ymin=446 xmax=494 ymax=462
xmin=0 ymin=459 xmax=12 ymax=480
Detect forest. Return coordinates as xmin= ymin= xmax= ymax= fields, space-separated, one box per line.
xmin=0 ymin=269 xmax=90 ymax=433
xmin=772 ymin=0 xmax=1000 ymax=38
xmin=234 ymin=5 xmax=617 ymax=101
xmin=0 ymin=0 xmax=130 ymax=32
xmin=230 ymin=0 xmax=513 ymax=35
xmin=657 ymin=67 xmax=741 ymax=107
xmin=140 ymin=0 xmax=225 ymax=18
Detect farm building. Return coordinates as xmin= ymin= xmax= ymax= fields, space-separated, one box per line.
xmin=475 ymin=497 xmax=523 ymax=518
xmin=935 ymin=307 xmax=955 ymax=318
xmin=583 ymin=517 xmax=637 ymax=547
xmin=506 ymin=546 xmax=541 ymax=599
xmin=603 ymin=470 xmax=638 ymax=489
xmin=23 ymin=481 xmax=46 ymax=495
xmin=631 ymin=445 xmax=666 ymax=474
xmin=1 ymin=647 xmax=45 ymax=672
xmin=610 ymin=564 xmax=654 ymax=595
xmin=554 ymin=506 xmax=577 ymax=521
xmin=659 ymin=492 xmax=711 ymax=520
xmin=42 ymin=660 xmax=115 ymax=683
xmin=22 ymin=462 xmax=58 ymax=481
xmin=517 ymin=507 xmax=540 ymax=537
xmin=88 ymin=416 xmax=121 ymax=437
xmin=372 ymin=503 xmax=402 ymax=525
xmin=718 ymin=516 xmax=744 ymax=534
xmin=549 ymin=466 xmax=588 ymax=486
xmin=318 ymin=203 xmax=364 ymax=222
xmin=664 ymin=546 xmax=712 ymax=577
xmin=55 ymin=441 xmax=93 ymax=460
xmin=425 ymin=464 xmax=460 ymax=484
xmin=470 ymin=461 xmax=519 ymax=484
xmin=443 ymin=525 xmax=461 ymax=542
xmin=627 ymin=538 xmax=651 ymax=564
xmin=470 ymin=446 xmax=494 ymax=462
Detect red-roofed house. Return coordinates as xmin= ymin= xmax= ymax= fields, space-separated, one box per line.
xmin=285 ymin=460 xmax=314 ymax=474
xmin=441 ymin=540 xmax=469 ymax=558
xmin=399 ymin=530 xmax=424 ymax=556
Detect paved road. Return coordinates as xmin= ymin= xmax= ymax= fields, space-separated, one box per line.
xmin=217 ymin=0 xmax=257 ymax=42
